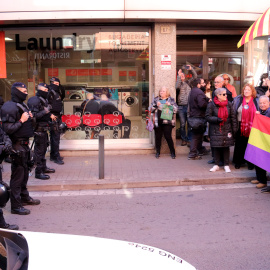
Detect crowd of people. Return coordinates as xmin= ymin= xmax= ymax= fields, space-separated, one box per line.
xmin=150 ymin=71 xmax=270 ymax=192
xmin=0 ymin=70 xmax=269 ymax=230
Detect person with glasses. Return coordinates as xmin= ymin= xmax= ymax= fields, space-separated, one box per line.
xmin=187 ymin=78 xmax=210 ymax=160
xmin=223 ymin=74 xmax=237 ymax=98
xmin=213 ymin=76 xmax=233 ymax=102
xmin=232 ymin=84 xmax=259 ymax=170
xmin=206 ymin=88 xmax=238 ymax=172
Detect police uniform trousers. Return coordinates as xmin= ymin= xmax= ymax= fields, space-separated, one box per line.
xmin=49 ymin=117 xmax=61 ymax=160
xmin=34 ymin=131 xmax=48 ymax=175
xmin=10 ymin=141 xmax=31 ymax=209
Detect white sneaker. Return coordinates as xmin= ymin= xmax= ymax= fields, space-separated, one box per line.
xmin=224 ymin=166 xmax=231 ymax=173
xmin=210 ymin=165 xmax=219 ymax=172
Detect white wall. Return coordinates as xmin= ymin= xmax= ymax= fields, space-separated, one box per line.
xmin=1 ymin=0 xmax=269 ymax=22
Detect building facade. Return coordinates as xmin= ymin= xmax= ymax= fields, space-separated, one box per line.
xmin=0 ymin=2 xmax=269 ymax=151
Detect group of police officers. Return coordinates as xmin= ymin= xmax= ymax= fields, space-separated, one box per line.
xmin=0 ymin=77 xmax=64 ymax=230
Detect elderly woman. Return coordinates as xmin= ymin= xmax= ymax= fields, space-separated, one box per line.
xmin=206 ymin=88 xmax=238 ymax=172
xmin=252 ymin=95 xmax=270 ymax=190
xmin=150 ymin=86 xmax=178 ymax=159
xmin=232 ymin=84 xmax=259 ymax=169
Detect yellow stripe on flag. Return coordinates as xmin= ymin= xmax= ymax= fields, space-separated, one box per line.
xmin=248 ymin=128 xmax=270 ymax=153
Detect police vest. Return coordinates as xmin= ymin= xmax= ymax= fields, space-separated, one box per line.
xmin=1 ymin=101 xmax=34 ymax=139
xmin=48 ymin=90 xmax=63 ymax=114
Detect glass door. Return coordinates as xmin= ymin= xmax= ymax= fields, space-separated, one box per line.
xmin=207 ymin=57 xmax=242 ymax=95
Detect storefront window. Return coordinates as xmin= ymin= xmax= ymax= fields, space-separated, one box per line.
xmin=243 ymin=36 xmax=268 ymax=86
xmin=1 ymin=26 xmax=150 ymax=143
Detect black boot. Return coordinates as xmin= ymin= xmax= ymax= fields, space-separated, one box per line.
xmin=43 ymin=167 xmax=55 ymax=173
xmin=35 ymin=173 xmax=50 ymax=180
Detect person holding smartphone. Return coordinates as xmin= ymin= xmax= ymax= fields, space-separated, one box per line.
xmin=175 ymin=64 xmax=197 ymax=146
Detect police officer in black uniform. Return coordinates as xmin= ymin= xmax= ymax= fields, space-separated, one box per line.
xmin=27 ymin=83 xmax=56 ymax=180
xmin=0 ymin=82 xmax=40 ymax=215
xmin=47 ymin=77 xmax=64 ymax=165
xmin=0 ymin=125 xmax=19 ymax=229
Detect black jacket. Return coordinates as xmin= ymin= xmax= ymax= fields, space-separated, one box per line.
xmin=188 ymin=87 xmax=209 ymax=118
xmin=255 ymin=85 xmax=269 ymax=97
xmin=80 ymin=99 xmax=100 ymax=115
xmin=206 ymin=101 xmax=238 ymax=148
xmin=0 ymin=88 xmax=34 ymax=140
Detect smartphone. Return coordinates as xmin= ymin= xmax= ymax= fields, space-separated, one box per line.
xmin=182 ymin=65 xmax=189 ymax=69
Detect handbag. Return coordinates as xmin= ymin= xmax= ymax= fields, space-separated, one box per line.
xmin=145 ymin=110 xmax=154 ymax=132
xmin=160 ymin=104 xmax=173 ymax=121
xmin=146 ymin=119 xmax=154 ymax=132
xmin=188 ymin=117 xmax=206 ymax=131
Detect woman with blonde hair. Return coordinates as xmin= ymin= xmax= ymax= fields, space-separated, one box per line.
xmin=232 ymin=83 xmax=259 ymax=169
xmin=150 ymin=86 xmax=178 ymax=159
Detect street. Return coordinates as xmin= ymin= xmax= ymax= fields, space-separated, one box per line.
xmin=2 ymin=183 xmax=270 ymax=270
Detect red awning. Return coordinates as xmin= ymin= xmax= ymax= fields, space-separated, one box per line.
xmin=237 ymin=7 xmax=270 ymax=48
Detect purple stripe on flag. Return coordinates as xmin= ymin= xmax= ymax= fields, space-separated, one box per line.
xmin=244 ymin=144 xmax=270 ymax=172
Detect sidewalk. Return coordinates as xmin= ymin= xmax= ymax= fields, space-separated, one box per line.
xmin=2 ymin=145 xmax=257 ymax=192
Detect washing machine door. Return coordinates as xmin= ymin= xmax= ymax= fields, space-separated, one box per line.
xmin=69 ymin=92 xmax=84 ymax=100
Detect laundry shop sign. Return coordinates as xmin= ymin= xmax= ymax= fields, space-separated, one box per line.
xmin=15 ymin=33 xmax=95 ymax=53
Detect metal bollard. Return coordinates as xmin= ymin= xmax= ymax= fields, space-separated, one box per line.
xmin=99 ymin=135 xmax=104 ymax=179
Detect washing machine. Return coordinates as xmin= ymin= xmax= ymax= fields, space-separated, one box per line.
xmin=119 ymin=87 xmax=141 ymax=117
xmin=63 ymin=85 xmax=87 ymax=114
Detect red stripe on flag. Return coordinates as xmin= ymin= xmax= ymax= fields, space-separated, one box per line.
xmin=0 ymin=31 xmax=7 ymax=78
xmin=252 ymin=114 xmax=270 ymax=136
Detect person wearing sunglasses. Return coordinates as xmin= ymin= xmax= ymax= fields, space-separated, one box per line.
xmin=223 ymin=74 xmax=237 ymax=98
xmin=206 ymin=88 xmax=238 ymax=172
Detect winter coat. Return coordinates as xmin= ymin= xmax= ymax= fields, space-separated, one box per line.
xmin=188 ymin=87 xmax=209 ymax=118
xmin=206 ymin=101 xmax=238 ymax=148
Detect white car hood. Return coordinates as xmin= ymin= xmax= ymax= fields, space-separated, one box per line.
xmin=0 ymin=230 xmax=196 ymax=270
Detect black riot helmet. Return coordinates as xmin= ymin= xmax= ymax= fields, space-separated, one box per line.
xmin=0 ymin=183 xmax=10 ymax=207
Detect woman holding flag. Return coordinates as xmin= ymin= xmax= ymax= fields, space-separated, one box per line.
xmin=232 ymin=84 xmax=259 ymax=169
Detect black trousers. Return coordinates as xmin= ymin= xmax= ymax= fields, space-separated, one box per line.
xmin=189 ymin=129 xmax=205 ymax=158
xmin=213 ymin=147 xmax=230 ymax=166
xmin=50 ymin=118 xmax=61 ymax=159
xmin=0 ymin=209 xmax=6 ymax=227
xmin=10 ymin=142 xmax=31 ymax=209
xmin=34 ymin=131 xmax=48 ymax=174
xmin=233 ymin=127 xmax=252 ymax=166
xmin=154 ymin=124 xmax=175 ymax=155
xmin=255 ymin=166 xmax=267 ymax=184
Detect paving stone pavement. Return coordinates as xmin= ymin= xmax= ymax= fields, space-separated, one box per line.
xmin=1 ymin=145 xmax=259 ymax=192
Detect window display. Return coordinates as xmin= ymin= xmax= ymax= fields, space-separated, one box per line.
xmin=1 ymin=26 xmax=150 ymax=144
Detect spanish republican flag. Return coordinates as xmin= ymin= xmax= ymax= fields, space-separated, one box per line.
xmin=244 ymin=114 xmax=270 ymax=172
